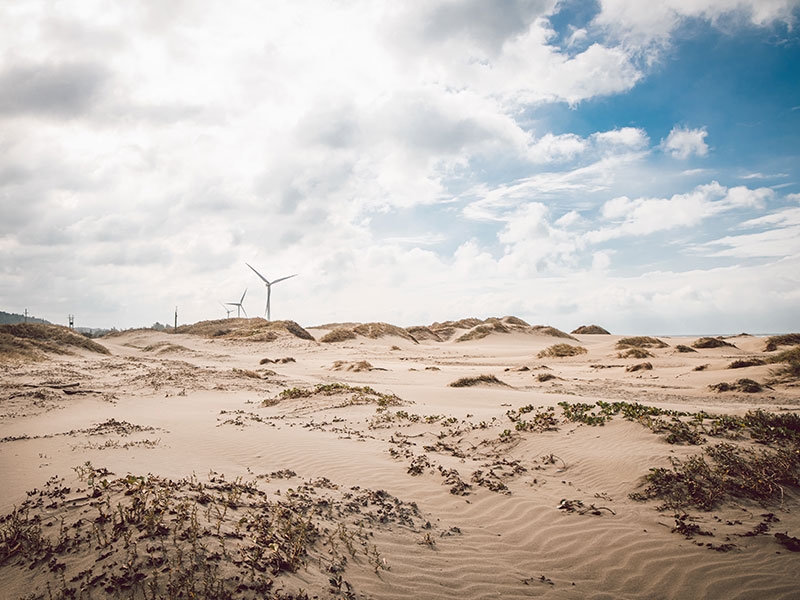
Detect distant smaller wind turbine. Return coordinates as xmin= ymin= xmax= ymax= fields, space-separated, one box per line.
xmin=225 ymin=288 xmax=248 ymax=318
xmin=219 ymin=302 xmax=234 ymax=319
xmin=245 ymin=263 xmax=297 ymax=321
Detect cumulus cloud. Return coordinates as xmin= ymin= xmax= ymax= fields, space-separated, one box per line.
xmin=662 ymin=126 xmax=709 ymax=159
xmin=592 ymin=127 xmax=649 ymax=150
xmin=591 ymin=182 xmax=772 ymax=241
xmin=593 ymin=0 xmax=799 ymax=49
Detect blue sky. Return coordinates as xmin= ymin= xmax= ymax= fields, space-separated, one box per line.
xmin=1 ymin=0 xmax=799 ymax=334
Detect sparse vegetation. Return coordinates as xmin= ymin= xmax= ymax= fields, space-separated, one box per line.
xmin=709 ymin=379 xmax=763 ymax=393
xmin=616 ymin=337 xmax=668 ymax=349
xmin=176 ymin=318 xmax=315 ymax=341
xmin=618 ymin=348 xmax=653 ymax=359
xmin=448 ymin=374 xmax=507 ymax=387
xmin=537 ymin=344 xmax=587 ymax=358
xmin=693 ymin=337 xmax=737 ymax=349
xmin=0 ymin=323 xmax=110 ymax=361
xmin=0 ymin=468 xmax=424 ymax=599
xmin=506 ymin=405 xmax=560 ymax=432
xmin=529 ymin=326 xmax=576 ymax=339
xmin=268 ymin=383 xmax=403 ymax=407
xmin=320 ymin=328 xmax=357 ymax=343
xmin=764 ymin=333 xmax=800 ymax=352
xmin=765 ymin=346 xmax=800 ymax=383
xmin=331 ymin=360 xmax=374 ymax=372
xmin=675 ymin=345 xmax=696 ymax=353
xmin=727 ymin=358 xmax=766 ymax=369
xmin=571 ymin=325 xmax=610 ymax=335
xmin=626 ymin=362 xmax=653 ymax=372
xmin=352 ymin=322 xmax=418 ymax=342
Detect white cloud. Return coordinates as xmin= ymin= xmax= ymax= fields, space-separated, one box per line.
xmin=592 ymin=127 xmax=649 ymax=150
xmin=527 ymin=133 xmax=588 ymax=162
xmin=590 ymin=182 xmax=772 ymax=241
xmin=662 ymin=126 xmax=709 ymax=159
xmin=593 ymin=0 xmax=799 ymax=50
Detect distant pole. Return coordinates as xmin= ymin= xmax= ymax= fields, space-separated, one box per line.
xmin=24 ymin=309 xmax=28 ymax=323
xmin=174 ymin=306 xmax=178 ymax=332
xmin=68 ymin=314 xmax=74 ymax=329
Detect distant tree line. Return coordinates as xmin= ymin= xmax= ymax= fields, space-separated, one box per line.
xmin=0 ymin=310 xmax=51 ymax=325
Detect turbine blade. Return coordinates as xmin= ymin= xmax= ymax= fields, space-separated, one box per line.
xmin=245 ymin=263 xmax=270 ymax=284
xmin=241 ymin=304 xmax=247 ymax=318
xmin=271 ymin=274 xmax=298 ymax=285
xmin=240 ymin=288 xmax=247 ymax=303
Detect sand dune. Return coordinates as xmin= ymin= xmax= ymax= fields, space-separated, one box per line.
xmin=1 ymin=320 xmax=799 ymax=599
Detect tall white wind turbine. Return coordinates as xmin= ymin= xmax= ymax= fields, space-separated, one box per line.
xmin=219 ymin=302 xmax=234 ymax=318
xmin=245 ymin=263 xmax=297 ymax=321
xmin=225 ymin=288 xmax=248 ymax=318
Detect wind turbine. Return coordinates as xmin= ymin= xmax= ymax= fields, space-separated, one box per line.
xmin=245 ymin=263 xmax=297 ymax=321
xmin=225 ymin=288 xmax=248 ymax=318
xmin=219 ymin=302 xmax=234 ymax=319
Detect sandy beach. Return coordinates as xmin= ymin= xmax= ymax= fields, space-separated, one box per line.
xmin=1 ymin=318 xmax=799 ymax=599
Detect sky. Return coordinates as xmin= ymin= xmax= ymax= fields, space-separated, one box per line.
xmin=1 ymin=0 xmax=799 ymax=334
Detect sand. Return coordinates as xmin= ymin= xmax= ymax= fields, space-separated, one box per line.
xmin=1 ymin=320 xmax=799 ymax=599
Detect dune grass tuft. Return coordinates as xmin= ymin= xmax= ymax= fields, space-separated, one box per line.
xmin=692 ymin=337 xmax=736 ymax=349
xmin=616 ymin=336 xmax=668 ymax=349
xmin=537 ymin=343 xmax=587 ymax=358
xmin=448 ymin=374 xmax=507 ymax=387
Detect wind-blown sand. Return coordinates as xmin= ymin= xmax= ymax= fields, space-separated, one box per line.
xmin=1 ymin=318 xmax=799 ymax=599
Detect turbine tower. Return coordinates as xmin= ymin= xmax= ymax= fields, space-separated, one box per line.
xmin=219 ymin=302 xmax=234 ymax=319
xmin=245 ymin=263 xmax=297 ymax=321
xmin=225 ymin=288 xmax=248 ymax=318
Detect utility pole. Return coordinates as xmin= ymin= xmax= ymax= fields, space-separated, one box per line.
xmin=174 ymin=306 xmax=178 ymax=332
xmin=24 ymin=309 xmax=28 ymax=323
xmin=68 ymin=314 xmax=74 ymax=329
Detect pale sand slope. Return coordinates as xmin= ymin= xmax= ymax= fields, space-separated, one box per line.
xmin=1 ymin=325 xmax=799 ymax=599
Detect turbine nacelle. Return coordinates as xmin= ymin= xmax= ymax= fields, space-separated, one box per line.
xmin=224 ymin=288 xmax=248 ymax=318
xmin=245 ymin=263 xmax=297 ymax=321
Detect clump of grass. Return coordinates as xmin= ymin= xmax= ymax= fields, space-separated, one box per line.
xmin=269 ymin=383 xmax=403 ymax=407
xmin=631 ymin=443 xmax=800 ymax=510
xmin=456 ymin=324 xmax=507 ymax=342
xmin=448 ymin=374 xmax=507 ymax=387
xmin=529 ymin=325 xmax=577 ymax=339
xmin=352 ymin=322 xmax=418 ymax=342
xmin=675 ymin=345 xmax=697 ymax=353
xmin=616 ymin=336 xmax=668 ymax=349
xmin=618 ymin=347 xmax=653 ymax=359
xmin=692 ymin=337 xmax=736 ymax=349
xmin=765 ymin=346 xmax=800 ymax=383
xmin=537 ymin=344 xmax=587 ymax=358
xmin=626 ymin=362 xmax=653 ymax=372
xmin=536 ymin=373 xmax=556 ymax=382
xmin=727 ymin=358 xmax=766 ymax=369
xmin=764 ymin=333 xmax=800 ymax=352
xmin=571 ymin=324 xmax=610 ymax=335
xmin=331 ymin=360 xmax=373 ymax=372
xmin=320 ymin=328 xmax=357 ymax=343
xmin=709 ymin=378 xmax=763 ymax=393
xmin=233 ymin=368 xmax=262 ymax=379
